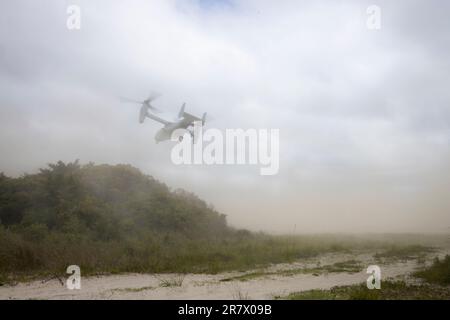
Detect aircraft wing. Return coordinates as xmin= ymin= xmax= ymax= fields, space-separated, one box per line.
xmin=139 ymin=104 xmax=171 ymax=125
xmin=146 ymin=111 xmax=171 ymax=125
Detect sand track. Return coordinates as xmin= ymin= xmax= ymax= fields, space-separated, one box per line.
xmin=0 ymin=252 xmax=427 ymax=300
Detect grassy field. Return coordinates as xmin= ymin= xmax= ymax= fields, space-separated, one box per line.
xmin=1 ymin=162 xmax=449 ymax=290
xmin=415 ymin=255 xmax=450 ymax=285
xmin=277 ymin=281 xmax=450 ymax=300
xmin=220 ymin=259 xmax=364 ymax=282
xmin=277 ymin=254 xmax=450 ymax=300
xmin=2 ymin=232 xmax=431 ymax=284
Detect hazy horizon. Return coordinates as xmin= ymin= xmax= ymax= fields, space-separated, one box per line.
xmin=1 ymin=0 xmax=449 ymax=233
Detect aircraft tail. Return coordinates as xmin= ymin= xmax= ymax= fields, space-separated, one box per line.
xmin=178 ymin=103 xmax=207 ymax=125
xmin=202 ymin=112 xmax=207 ymax=126
xmin=178 ymin=103 xmax=186 ymax=118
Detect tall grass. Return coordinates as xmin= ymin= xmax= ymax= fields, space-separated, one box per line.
xmin=278 ymin=280 xmax=450 ymax=300
xmin=1 ymin=162 xmax=446 ymax=284
xmin=414 ymin=255 xmax=450 ymax=285
xmin=0 ymin=228 xmax=409 ymax=283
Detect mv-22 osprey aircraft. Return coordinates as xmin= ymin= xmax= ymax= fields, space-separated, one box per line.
xmin=121 ymin=93 xmax=207 ymax=143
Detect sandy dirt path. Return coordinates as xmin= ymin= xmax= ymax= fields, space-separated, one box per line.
xmin=0 ymin=252 xmax=431 ymax=300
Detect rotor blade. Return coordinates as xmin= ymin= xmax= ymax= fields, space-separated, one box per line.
xmin=147 ymin=103 xmax=162 ymax=113
xmin=146 ymin=91 xmax=162 ymax=102
xmin=119 ymin=97 xmax=143 ymax=104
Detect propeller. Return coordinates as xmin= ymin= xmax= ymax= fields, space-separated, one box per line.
xmin=144 ymin=92 xmax=161 ymax=103
xmin=119 ymin=97 xmax=143 ymax=104
xmin=119 ymin=92 xmax=162 ymax=114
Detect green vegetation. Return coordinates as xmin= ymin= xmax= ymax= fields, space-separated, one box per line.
xmin=156 ymin=274 xmax=185 ymax=287
xmin=279 ymin=253 xmax=450 ymax=300
xmin=0 ymin=161 xmax=381 ymax=284
xmin=317 ymin=259 xmax=362 ymax=273
xmin=220 ymin=271 xmax=269 ymax=282
xmin=111 ymin=286 xmax=155 ymax=293
xmin=0 ymin=161 xmax=441 ymax=285
xmin=414 ymin=255 xmax=450 ymax=285
xmin=220 ymin=259 xmax=363 ymax=282
xmin=277 ymin=280 xmax=450 ymax=300
xmin=374 ymin=245 xmax=434 ymax=262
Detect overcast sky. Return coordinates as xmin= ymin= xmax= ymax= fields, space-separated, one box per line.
xmin=1 ymin=0 xmax=449 ymax=233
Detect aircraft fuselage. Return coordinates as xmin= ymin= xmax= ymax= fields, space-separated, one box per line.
xmin=155 ymin=119 xmax=192 ymax=143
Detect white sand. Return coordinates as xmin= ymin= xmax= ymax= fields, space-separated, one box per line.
xmin=0 ymin=251 xmax=426 ymax=300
